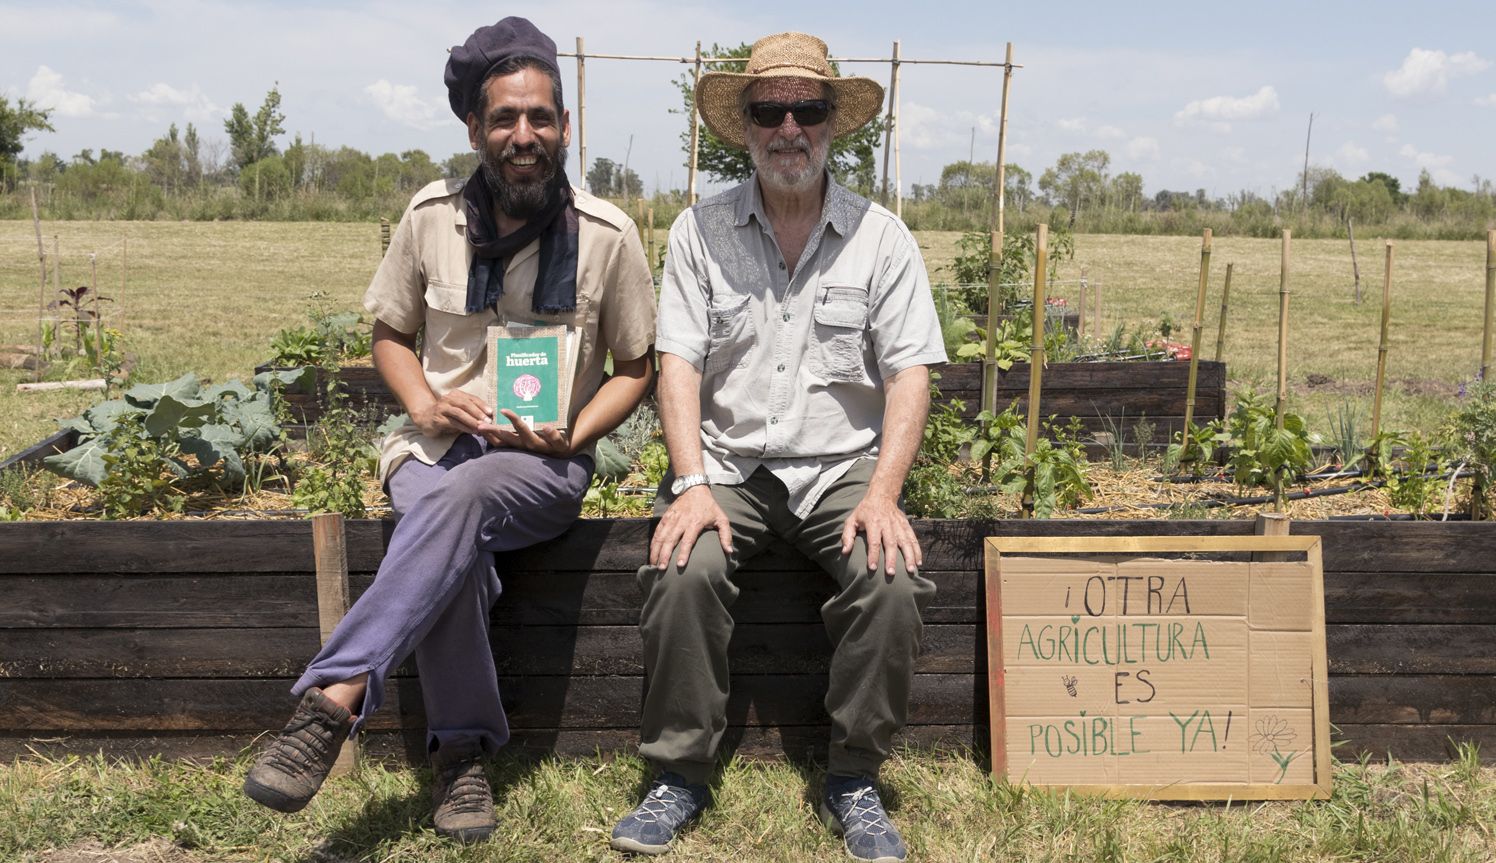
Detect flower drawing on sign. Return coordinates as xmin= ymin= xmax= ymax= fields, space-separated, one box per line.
xmin=1251 ymin=714 xmax=1301 ymax=783
xmin=1250 ymin=715 xmax=1296 ymax=754
xmin=513 ymin=374 xmax=543 ymax=402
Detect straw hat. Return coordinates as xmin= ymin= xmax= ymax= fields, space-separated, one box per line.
xmin=695 ymin=32 xmax=885 ymax=150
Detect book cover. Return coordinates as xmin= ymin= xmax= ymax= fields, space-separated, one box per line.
xmin=484 ymin=324 xmax=575 ymax=431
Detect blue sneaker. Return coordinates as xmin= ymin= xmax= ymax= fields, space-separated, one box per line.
xmin=610 ymin=772 xmax=710 ymax=855
xmin=819 ymin=775 xmax=907 ymax=863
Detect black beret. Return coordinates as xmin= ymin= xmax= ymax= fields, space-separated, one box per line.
xmin=445 ymin=17 xmax=562 ymax=121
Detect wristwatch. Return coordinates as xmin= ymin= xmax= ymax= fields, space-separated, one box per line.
xmin=670 ymin=473 xmax=710 ymax=495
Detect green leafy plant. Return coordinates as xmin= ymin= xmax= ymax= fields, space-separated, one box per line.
xmin=901 ymin=385 xmax=974 ymax=518
xmin=972 ymin=402 xmax=1091 ymax=518
xmin=43 ymin=369 xmax=312 ymax=517
xmin=1450 ymin=377 xmax=1496 ymax=519
xmin=0 ymin=463 xmax=54 ymax=520
xmin=1384 ymin=431 xmax=1447 ymax=518
xmin=289 ymin=359 xmax=377 ymax=518
xmin=1166 ymin=419 xmax=1227 ymax=475
xmin=1220 ymin=391 xmax=1319 ymax=509
xmin=1329 ymin=402 xmax=1363 ymax=470
xmin=268 ymin=297 xmax=372 ymax=368
xmin=638 ymin=441 xmax=670 ymax=488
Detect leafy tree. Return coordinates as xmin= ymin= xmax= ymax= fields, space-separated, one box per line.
xmin=1360 ymin=171 xmax=1404 ymax=204
xmin=1110 ymin=172 xmax=1144 ymax=212
xmin=224 ymin=85 xmax=286 ymax=172
xmin=1038 ymin=150 xmax=1110 ymax=226
xmin=0 ymin=96 xmax=54 ymax=188
xmin=141 ymin=124 xmax=187 ymax=194
xmin=674 ymin=42 xmax=885 ymax=195
xmin=443 ymin=151 xmax=479 ymax=178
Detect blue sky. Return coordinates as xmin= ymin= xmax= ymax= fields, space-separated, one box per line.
xmin=3 ymin=0 xmax=1494 ymax=201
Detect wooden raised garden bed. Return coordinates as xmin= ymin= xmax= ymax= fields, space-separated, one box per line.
xmin=3 ymin=517 xmax=1493 ymax=765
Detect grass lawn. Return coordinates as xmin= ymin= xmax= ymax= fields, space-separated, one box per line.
xmin=2 ymin=222 xmax=1490 ymax=460
xmin=3 ymin=748 xmax=1495 ymax=862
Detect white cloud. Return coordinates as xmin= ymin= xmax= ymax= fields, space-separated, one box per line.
xmin=25 ymin=65 xmax=103 ymax=118
xmin=129 ymin=82 xmax=221 ymax=122
xmin=1095 ymin=124 xmax=1126 ymax=140
xmin=1186 ymin=160 xmax=1213 ymax=179
xmin=1477 ymin=94 xmax=1496 ymax=107
xmin=1174 ymin=85 xmax=1280 ymax=131
xmin=1382 ymin=48 xmax=1489 ymax=97
xmin=1126 ymin=136 xmax=1159 ymax=160
xmin=1372 ymin=113 xmax=1399 ymax=132
xmin=1399 ymin=143 xmax=1453 ymax=169
xmin=1337 ymin=142 xmax=1370 ymax=164
xmin=362 ymin=79 xmax=443 ymax=131
xmin=1223 ymin=146 xmax=1247 ymax=164
xmin=1057 ymin=117 xmax=1087 ymax=132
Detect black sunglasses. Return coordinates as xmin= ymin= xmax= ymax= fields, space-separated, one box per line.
xmin=745 ymin=99 xmax=834 ymax=128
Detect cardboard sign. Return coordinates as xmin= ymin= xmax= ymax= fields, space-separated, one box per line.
xmin=985 ymin=535 xmax=1331 ymax=800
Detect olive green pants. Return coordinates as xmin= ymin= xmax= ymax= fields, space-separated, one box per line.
xmin=636 ymin=460 xmax=936 ymax=784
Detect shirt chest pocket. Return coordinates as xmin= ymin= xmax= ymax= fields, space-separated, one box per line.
xmin=703 ymin=294 xmax=756 ymax=376
xmin=423 ymin=279 xmax=490 ymax=363
xmin=810 ymin=284 xmax=870 ymax=383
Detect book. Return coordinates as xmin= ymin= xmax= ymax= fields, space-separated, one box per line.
xmin=483 ymin=323 xmax=579 ymax=431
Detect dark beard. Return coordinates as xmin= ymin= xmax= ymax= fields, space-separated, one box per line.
xmin=481 ymin=142 xmax=569 ymax=220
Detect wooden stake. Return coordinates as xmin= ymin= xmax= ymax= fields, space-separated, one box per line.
xmin=1214 ymin=263 xmax=1233 ymax=363
xmin=30 ymin=187 xmax=45 ymax=383
xmin=686 ymin=41 xmax=703 ymax=206
xmin=311 ymin=513 xmax=359 ymax=777
xmin=120 ymin=237 xmax=127 ymax=327
xmin=1094 ymin=277 xmax=1103 ymax=337
xmin=635 ymin=200 xmax=646 ymax=249
xmin=17 ymin=379 xmax=105 ymax=393
xmin=1021 ymin=223 xmax=1049 ymax=517
xmin=1483 ymin=229 xmax=1496 ymax=381
xmin=575 ymin=37 xmax=588 ymax=190
xmin=1183 ymin=228 xmax=1212 ymax=437
xmin=980 ymin=42 xmax=1016 ymax=421
xmin=1370 ymin=242 xmax=1393 ymax=441
xmin=1348 ymin=217 xmax=1361 ymax=304
xmin=879 ymin=40 xmax=899 ymax=208
xmin=90 ymin=253 xmax=102 ymax=368
xmin=379 ymin=217 xmax=391 ymax=257
xmin=1253 ymin=511 xmax=1291 ymax=563
xmin=892 ymin=42 xmax=903 ymax=219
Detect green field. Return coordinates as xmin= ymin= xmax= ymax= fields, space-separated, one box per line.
xmin=2 ymin=221 xmax=1489 ymax=461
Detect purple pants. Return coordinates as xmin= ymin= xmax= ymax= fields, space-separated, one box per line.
xmin=292 ymin=434 xmax=593 ymax=753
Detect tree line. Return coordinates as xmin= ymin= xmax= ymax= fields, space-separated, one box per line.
xmin=3 ymin=86 xmax=1493 ymax=239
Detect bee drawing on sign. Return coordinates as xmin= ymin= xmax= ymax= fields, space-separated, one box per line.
xmin=1061 ymin=675 xmax=1078 ymax=698
xmin=1251 ymin=714 xmax=1300 ymax=783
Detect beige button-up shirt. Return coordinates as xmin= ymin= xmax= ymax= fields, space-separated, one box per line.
xmin=656 ymin=174 xmax=946 ymax=517
xmin=364 ymin=178 xmax=656 ymax=481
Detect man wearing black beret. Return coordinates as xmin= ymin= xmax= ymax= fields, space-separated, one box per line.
xmin=242 ymin=16 xmax=656 ymax=843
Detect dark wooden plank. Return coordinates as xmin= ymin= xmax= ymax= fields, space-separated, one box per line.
xmin=1334 ymin=725 xmax=1496 ymax=763
xmin=1326 ymin=573 xmax=1496 ymax=624
xmin=936 ymin=361 xmax=1225 ymax=392
xmin=1329 ymin=675 xmax=1496 ymax=724
xmin=1 ymin=724 xmax=980 ymax=765
xmin=0 ymin=574 xmax=323 ymax=628
xmin=0 ymin=674 xmax=980 ymax=733
xmin=0 ymin=522 xmax=319 ymax=574
xmin=1327 ymin=625 xmax=1496 ymax=674
xmin=1310 ymin=522 xmax=1496 ymax=574
xmin=0 ymin=428 xmax=78 ymax=474
xmin=0 ymin=623 xmax=979 ymax=678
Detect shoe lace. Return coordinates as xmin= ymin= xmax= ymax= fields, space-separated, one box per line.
xmin=833 ymin=785 xmax=893 ymax=838
xmin=437 ymin=762 xmax=491 ymax=815
xmin=630 ymin=781 xmax=699 ymax=829
xmin=262 ymin=711 xmax=336 ymax=774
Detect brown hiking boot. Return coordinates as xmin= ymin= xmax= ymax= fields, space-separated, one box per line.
xmin=430 ymin=743 xmax=496 ymax=843
xmin=243 ymin=688 xmax=354 ymax=813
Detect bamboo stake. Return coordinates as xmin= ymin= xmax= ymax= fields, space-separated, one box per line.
xmin=379 ymin=217 xmax=390 ymax=257
xmin=575 ymin=37 xmax=588 ymax=190
xmin=90 ymin=253 xmax=102 ymax=368
xmin=879 ymin=40 xmax=899 ymax=208
xmin=1274 ymin=230 xmax=1292 ymax=512
xmin=1348 ymin=217 xmax=1361 ymax=304
xmin=1183 ymin=228 xmax=1212 ymax=438
xmin=636 ymin=200 xmax=646 ymax=249
xmin=1370 ymin=241 xmax=1393 ymax=441
xmin=1094 ymin=277 xmax=1103 ymax=337
xmin=980 ymin=41 xmax=1016 ymax=421
xmin=1078 ymin=268 xmax=1089 ymax=338
xmin=311 ymin=513 xmax=359 ymax=776
xmin=120 ymin=237 xmax=127 ymax=327
xmin=892 ymin=42 xmax=903 ymax=219
xmin=1021 ymin=223 xmax=1049 ymax=518
xmin=30 ymin=187 xmax=45 ymax=383
xmin=1214 ymin=263 xmax=1233 ymax=363
xmin=646 ymin=207 xmax=656 ymax=272
xmin=1483 ymin=229 xmax=1496 ymax=381
xmin=686 ymin=41 xmax=703 ymax=205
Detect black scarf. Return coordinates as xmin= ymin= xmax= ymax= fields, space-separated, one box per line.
xmin=463 ymin=169 xmax=579 ymax=315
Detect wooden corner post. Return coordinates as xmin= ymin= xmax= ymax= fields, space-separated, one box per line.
xmin=312 ymin=512 xmax=359 ymax=776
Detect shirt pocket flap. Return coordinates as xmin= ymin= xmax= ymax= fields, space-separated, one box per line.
xmin=424 ymin=279 xmax=470 ymax=315
xmin=813 ymin=285 xmax=869 ymax=329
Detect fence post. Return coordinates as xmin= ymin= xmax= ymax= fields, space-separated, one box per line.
xmin=312 ymin=513 xmax=359 ymax=776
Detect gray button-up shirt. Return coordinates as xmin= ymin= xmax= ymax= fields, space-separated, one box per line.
xmin=656 ymin=173 xmax=947 ymax=517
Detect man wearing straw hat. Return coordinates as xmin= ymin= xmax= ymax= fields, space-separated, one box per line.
xmin=610 ymin=32 xmax=944 ymax=863
xmin=241 ymin=16 xmax=656 ymax=843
